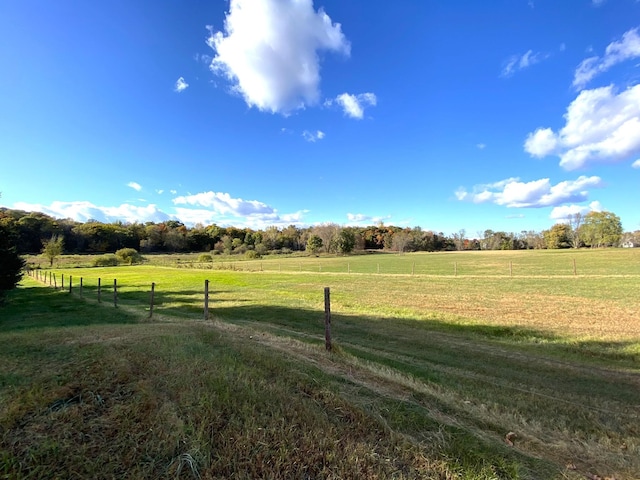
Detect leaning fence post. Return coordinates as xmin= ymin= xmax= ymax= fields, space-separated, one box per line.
xmin=53 ymin=273 xmax=57 ymax=289
xmin=149 ymin=282 xmax=155 ymax=318
xmin=324 ymin=287 xmax=332 ymax=352
xmin=113 ymin=279 xmax=118 ymax=308
xmin=204 ymin=280 xmax=210 ymax=320
xmin=98 ymin=278 xmax=101 ymax=303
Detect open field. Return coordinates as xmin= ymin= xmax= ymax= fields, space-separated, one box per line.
xmin=26 ymin=247 xmax=640 ymax=276
xmin=3 ymin=250 xmax=640 ymax=478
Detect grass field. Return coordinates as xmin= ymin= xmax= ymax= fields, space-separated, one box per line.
xmin=2 ymin=249 xmax=639 ymax=479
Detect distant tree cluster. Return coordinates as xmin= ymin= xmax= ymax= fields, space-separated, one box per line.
xmin=542 ymin=212 xmax=623 ymax=249
xmin=0 ymin=208 xmax=632 ymax=265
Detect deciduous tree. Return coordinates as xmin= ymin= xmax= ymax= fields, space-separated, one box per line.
xmin=42 ymin=235 xmax=64 ymax=267
xmin=580 ymin=211 xmax=622 ymax=248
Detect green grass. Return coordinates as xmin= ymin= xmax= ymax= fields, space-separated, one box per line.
xmin=4 ymin=249 xmax=640 ymax=479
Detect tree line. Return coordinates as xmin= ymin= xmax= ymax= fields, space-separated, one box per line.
xmin=0 ymin=207 xmax=633 ymax=259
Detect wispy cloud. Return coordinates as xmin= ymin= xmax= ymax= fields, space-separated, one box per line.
xmin=331 ymin=92 xmax=377 ymax=119
xmin=501 ymin=49 xmax=548 ymax=77
xmin=302 ymin=130 xmax=325 ymax=142
xmin=573 ymin=27 xmax=640 ymax=88
xmin=174 ymin=77 xmax=189 ymax=93
xmin=346 ymin=213 xmax=391 ymax=225
xmin=524 ymin=84 xmax=640 ymax=170
xmin=476 ymin=143 xmax=486 ymax=150
xmin=206 ymin=0 xmax=350 ymax=114
xmin=127 ymin=182 xmax=142 ymax=191
xmin=455 ymin=176 xmax=602 ymax=208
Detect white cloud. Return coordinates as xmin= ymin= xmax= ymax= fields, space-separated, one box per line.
xmin=156 ymin=189 xmax=164 ymax=194
xmin=127 ymin=182 xmax=142 ymax=191
xmin=173 ymin=191 xmax=276 ymax=216
xmin=333 ymin=92 xmax=377 ymax=119
xmin=206 ymin=0 xmax=350 ymax=114
xmin=501 ymin=50 xmax=548 ymax=77
xmin=13 ymin=201 xmax=171 ymax=224
xmin=549 ymin=201 xmax=603 ymax=221
xmin=456 ymin=176 xmax=602 ymax=208
xmin=524 ymin=84 xmax=640 ymax=169
xmin=174 ymin=77 xmax=189 ymax=93
xmin=302 ymin=130 xmax=325 ymax=142
xmin=632 ymin=159 xmax=640 ymax=168
xmin=573 ymin=27 xmax=640 ymax=88
xmin=173 ymin=206 xmax=307 ymax=229
xmin=476 ymin=143 xmax=486 ymax=150
xmin=11 ymin=194 xmax=309 ymax=230
xmin=592 ymin=0 xmax=606 ymax=6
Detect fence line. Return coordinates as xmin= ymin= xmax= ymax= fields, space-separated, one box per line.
xmin=24 ymin=269 xmax=339 ymax=350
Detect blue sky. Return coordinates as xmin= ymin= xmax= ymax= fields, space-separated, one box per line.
xmin=1 ymin=0 xmax=640 ymax=235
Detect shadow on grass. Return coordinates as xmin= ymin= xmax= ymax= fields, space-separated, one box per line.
xmin=209 ymin=303 xmax=640 ymax=405
xmin=0 ymin=285 xmax=139 ymax=332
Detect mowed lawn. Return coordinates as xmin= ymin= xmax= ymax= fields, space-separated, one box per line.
xmin=3 ymin=249 xmax=639 ymax=479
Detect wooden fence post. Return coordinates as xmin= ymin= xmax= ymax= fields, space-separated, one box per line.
xmin=80 ymin=277 xmax=83 ymax=297
xmin=149 ymin=282 xmax=155 ymax=318
xmin=98 ymin=278 xmax=101 ymax=303
xmin=204 ymin=279 xmax=210 ymax=320
xmin=61 ymin=274 xmax=64 ymax=290
xmin=69 ymin=275 xmax=73 ymax=294
xmin=113 ymin=279 xmax=118 ymax=308
xmin=324 ymin=287 xmax=332 ymax=352
xmin=53 ymin=273 xmax=57 ymax=289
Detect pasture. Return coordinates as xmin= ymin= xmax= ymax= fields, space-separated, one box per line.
xmin=2 ymin=249 xmax=639 ymax=479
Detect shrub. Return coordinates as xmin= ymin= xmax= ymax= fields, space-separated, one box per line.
xmin=245 ymin=250 xmax=260 ymax=259
xmin=115 ymin=248 xmax=143 ymax=265
xmin=198 ymin=253 xmax=213 ymax=263
xmin=92 ymin=254 xmax=119 ymax=267
xmin=254 ymin=243 xmax=267 ymax=256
